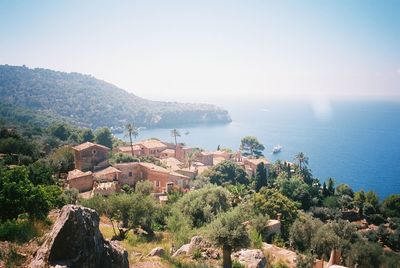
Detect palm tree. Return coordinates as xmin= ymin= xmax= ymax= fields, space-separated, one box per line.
xmin=125 ymin=123 xmax=139 ymax=156
xmin=294 ymin=152 xmax=309 ymax=170
xmin=186 ymin=149 xmax=199 ymax=170
xmin=170 ymin=129 xmax=181 ymax=157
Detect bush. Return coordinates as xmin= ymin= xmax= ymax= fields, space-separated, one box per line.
xmin=166 ymin=208 xmax=193 ymax=247
xmin=0 ymin=220 xmax=38 ymax=243
xmin=232 ymin=260 xmax=245 ymax=268
xmin=192 ymin=247 xmax=202 ymax=260
xmin=249 ymin=228 xmax=263 ymax=249
xmin=347 ymin=241 xmax=383 ymax=268
xmin=60 ymin=188 xmax=79 ymax=205
xmin=309 ymin=206 xmax=342 ymax=221
xmin=295 ymin=254 xmax=315 ymax=268
xmin=135 ymin=180 xmax=154 ymax=195
xmin=174 ymin=185 xmax=231 ymax=228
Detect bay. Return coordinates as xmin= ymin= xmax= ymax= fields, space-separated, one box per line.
xmin=116 ymin=100 xmax=400 ymax=199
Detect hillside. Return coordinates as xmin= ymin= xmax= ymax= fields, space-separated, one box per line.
xmin=0 ymin=65 xmax=231 ymax=129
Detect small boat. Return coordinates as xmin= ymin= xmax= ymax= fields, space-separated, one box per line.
xmin=272 ymin=145 xmax=282 ymax=154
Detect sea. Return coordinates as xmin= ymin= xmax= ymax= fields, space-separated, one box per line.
xmin=116 ymin=99 xmax=400 ymax=199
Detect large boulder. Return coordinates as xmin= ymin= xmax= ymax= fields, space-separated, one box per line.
xmin=30 ymin=205 xmax=128 ymax=268
xmin=172 ymin=236 xmax=220 ymax=259
xmin=232 ymin=249 xmax=267 ymax=268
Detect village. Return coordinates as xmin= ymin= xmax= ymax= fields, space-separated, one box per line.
xmin=67 ymin=138 xmax=270 ymax=200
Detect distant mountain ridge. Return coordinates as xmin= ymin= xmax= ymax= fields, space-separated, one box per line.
xmin=0 ymin=65 xmax=231 ymax=130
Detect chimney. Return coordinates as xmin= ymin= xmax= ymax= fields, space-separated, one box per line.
xmin=276 ymin=213 xmax=282 ymax=221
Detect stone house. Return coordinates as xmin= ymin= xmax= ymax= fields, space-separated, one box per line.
xmin=160 ymin=149 xmax=175 ymax=158
xmin=136 ymin=139 xmax=168 ymax=158
xmin=66 ymin=169 xmax=93 ymax=192
xmin=114 ymin=145 xmax=142 ymax=156
xmin=72 ymin=142 xmax=110 ymax=172
xmin=93 ymin=166 xmax=121 ymax=182
xmin=243 ymin=158 xmax=270 ymax=177
xmin=198 ymin=151 xmax=213 ymax=166
xmin=174 ymin=168 xmax=198 ymax=179
xmin=112 ymin=162 xmax=143 ymax=187
xmin=212 ymin=150 xmax=232 ymax=160
xmin=169 ymin=171 xmax=191 ymax=189
xmin=175 ymin=145 xmax=194 ymax=162
xmin=113 ymin=162 xmax=189 ymax=193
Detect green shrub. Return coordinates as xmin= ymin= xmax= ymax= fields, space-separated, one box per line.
xmin=232 ymin=260 xmax=245 ymax=268
xmin=166 ymin=208 xmax=193 ymax=247
xmin=272 ymin=234 xmax=286 ymax=248
xmin=192 ymin=247 xmax=202 ymax=260
xmin=0 ymin=220 xmax=38 ymax=243
xmin=249 ymin=228 xmax=263 ymax=249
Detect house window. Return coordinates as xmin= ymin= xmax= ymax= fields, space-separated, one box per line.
xmin=155 ymin=180 xmax=160 ymax=187
xmin=128 ymin=172 xmax=132 ymax=177
xmin=92 ymin=149 xmax=97 ymax=155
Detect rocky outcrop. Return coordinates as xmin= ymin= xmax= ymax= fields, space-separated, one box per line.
xmin=231 ymin=249 xmax=267 ymax=268
xmin=147 ymin=247 xmax=165 ymax=257
xmin=172 ymin=236 xmax=221 ymax=259
xmin=29 ymin=205 xmax=128 ymax=268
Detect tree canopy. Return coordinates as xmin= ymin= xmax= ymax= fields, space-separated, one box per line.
xmin=206 ymin=206 xmax=250 ymax=268
xmin=204 ymin=160 xmax=248 ymax=186
xmin=254 ymin=162 xmax=267 ymax=192
xmin=94 ymin=127 xmax=113 ymax=149
xmin=240 ymin=136 xmax=265 ymax=157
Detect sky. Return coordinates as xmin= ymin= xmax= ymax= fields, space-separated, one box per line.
xmin=1 ymin=0 xmax=400 ymax=103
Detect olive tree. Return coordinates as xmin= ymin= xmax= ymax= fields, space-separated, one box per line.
xmin=174 ymin=185 xmax=231 ymax=228
xmin=206 ymin=207 xmax=250 ymax=268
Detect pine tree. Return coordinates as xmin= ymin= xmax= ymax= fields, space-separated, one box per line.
xmin=255 ymin=162 xmax=267 ymax=192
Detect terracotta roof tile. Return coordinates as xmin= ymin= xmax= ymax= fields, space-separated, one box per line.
xmin=67 ymin=169 xmax=92 ymax=180
xmin=138 ymin=162 xmax=169 ymax=173
xmin=73 ymin=142 xmax=110 ymax=151
xmin=135 ymin=139 xmax=168 ymax=149
xmin=116 ymin=145 xmax=141 ymax=153
xmin=94 ymin=166 xmax=121 ymax=177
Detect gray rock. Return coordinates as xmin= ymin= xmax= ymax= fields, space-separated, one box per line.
xmin=232 ymin=249 xmax=267 ymax=268
xmin=147 ymin=247 xmax=165 ymax=257
xmin=172 ymin=236 xmax=221 ymax=259
xmin=29 ymin=205 xmax=129 ymax=268
xmin=172 ymin=244 xmax=191 ymax=257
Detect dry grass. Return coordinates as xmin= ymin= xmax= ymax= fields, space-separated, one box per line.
xmin=98 ymin=223 xmax=220 ymax=268
xmin=99 ymin=224 xmax=173 ymax=266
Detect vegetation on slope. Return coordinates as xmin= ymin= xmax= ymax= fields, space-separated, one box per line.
xmin=1 ymin=112 xmax=399 ymax=267
xmin=0 ymin=65 xmax=231 ymax=129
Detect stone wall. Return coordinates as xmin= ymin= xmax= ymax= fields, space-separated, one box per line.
xmin=74 ymin=146 xmax=109 ymax=172
xmin=68 ymin=174 xmax=93 ymax=192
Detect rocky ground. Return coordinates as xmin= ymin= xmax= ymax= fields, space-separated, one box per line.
xmin=0 ymin=206 xmax=287 ymax=268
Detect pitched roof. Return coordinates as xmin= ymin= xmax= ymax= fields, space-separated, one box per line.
xmin=245 ymin=158 xmax=269 ymax=165
xmin=73 ymin=142 xmax=110 ymax=151
xmin=138 ymin=162 xmax=170 ymax=173
xmin=136 ymin=139 xmax=168 ymax=149
xmin=116 ymin=145 xmax=141 ymax=153
xmin=94 ymin=166 xmax=121 ymax=177
xmin=67 ymin=169 xmax=92 ymax=180
xmin=161 ymin=149 xmax=175 ymax=154
xmin=169 ymin=171 xmax=190 ymax=179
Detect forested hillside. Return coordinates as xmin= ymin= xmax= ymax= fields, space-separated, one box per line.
xmin=0 ymin=65 xmax=231 ymax=129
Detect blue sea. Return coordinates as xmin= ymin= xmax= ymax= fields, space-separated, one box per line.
xmin=116 ymin=100 xmax=400 ymax=199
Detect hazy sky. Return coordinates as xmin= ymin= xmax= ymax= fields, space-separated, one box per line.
xmin=1 ymin=0 xmax=400 ymax=102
